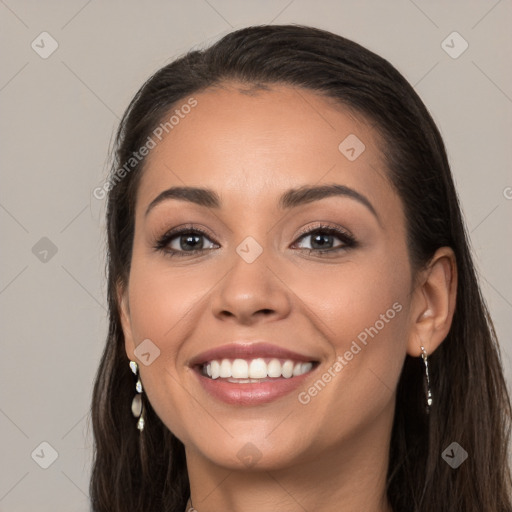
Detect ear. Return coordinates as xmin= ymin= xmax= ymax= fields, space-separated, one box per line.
xmin=117 ymin=281 xmax=136 ymax=361
xmin=406 ymin=247 xmax=457 ymax=357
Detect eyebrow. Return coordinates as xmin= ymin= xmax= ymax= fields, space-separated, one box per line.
xmin=145 ymin=183 xmax=379 ymax=221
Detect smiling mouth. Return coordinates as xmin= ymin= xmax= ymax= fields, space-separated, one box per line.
xmin=197 ymin=357 xmax=318 ymax=383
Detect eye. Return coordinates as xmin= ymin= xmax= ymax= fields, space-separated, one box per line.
xmin=292 ymin=224 xmax=357 ymax=254
xmin=154 ymin=225 xmax=218 ymax=257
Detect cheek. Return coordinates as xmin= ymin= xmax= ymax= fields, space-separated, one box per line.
xmin=291 ymin=249 xmax=410 ymax=415
xmin=290 ymin=247 xmax=409 ymax=347
xmin=126 ymin=255 xmax=205 ymax=347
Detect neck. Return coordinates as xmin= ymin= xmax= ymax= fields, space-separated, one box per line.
xmin=184 ymin=404 xmax=394 ymax=512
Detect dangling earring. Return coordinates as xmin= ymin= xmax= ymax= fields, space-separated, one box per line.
xmin=420 ymin=345 xmax=433 ymax=414
xmin=186 ymin=497 xmax=197 ymax=512
xmin=129 ymin=360 xmax=145 ymax=431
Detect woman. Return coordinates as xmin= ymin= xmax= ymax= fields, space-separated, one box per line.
xmin=90 ymin=24 xmax=512 ymax=511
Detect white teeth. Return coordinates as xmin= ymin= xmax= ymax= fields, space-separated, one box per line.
xmin=204 ymin=358 xmax=314 ymax=380
xmin=219 ymin=359 xmax=232 ymax=378
xmin=267 ymin=359 xmax=282 ymax=378
xmin=249 ymin=358 xmax=267 ymax=379
xmin=227 ymin=378 xmax=261 ymax=384
xmin=231 ymin=359 xmax=249 ymax=379
xmin=211 ymin=360 xmax=220 ymax=379
xmin=281 ymin=360 xmax=294 ymax=378
xmin=301 ymin=362 xmax=313 ymax=374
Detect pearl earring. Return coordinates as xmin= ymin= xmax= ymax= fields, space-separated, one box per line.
xmin=129 ymin=360 xmax=145 ymax=431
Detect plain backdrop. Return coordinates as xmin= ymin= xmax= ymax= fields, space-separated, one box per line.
xmin=1 ymin=1 xmax=511 ymax=510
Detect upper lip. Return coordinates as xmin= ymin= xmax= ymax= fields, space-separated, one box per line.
xmin=188 ymin=342 xmax=318 ymax=367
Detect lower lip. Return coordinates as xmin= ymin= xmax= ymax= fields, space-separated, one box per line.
xmin=194 ymin=368 xmax=315 ymax=405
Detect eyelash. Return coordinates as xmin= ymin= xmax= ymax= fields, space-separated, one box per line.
xmin=154 ymin=223 xmax=357 ymax=258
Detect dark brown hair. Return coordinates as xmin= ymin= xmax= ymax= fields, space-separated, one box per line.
xmin=90 ymin=24 xmax=512 ymax=511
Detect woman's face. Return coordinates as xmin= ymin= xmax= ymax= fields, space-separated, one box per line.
xmin=120 ymin=84 xmax=417 ymax=470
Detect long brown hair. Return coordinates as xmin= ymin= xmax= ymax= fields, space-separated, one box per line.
xmin=90 ymin=24 xmax=512 ymax=511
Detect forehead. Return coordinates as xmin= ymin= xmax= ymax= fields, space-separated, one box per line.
xmin=136 ymin=83 xmax=396 ymax=215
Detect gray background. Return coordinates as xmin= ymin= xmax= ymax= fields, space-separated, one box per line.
xmin=1 ymin=0 xmax=511 ymax=510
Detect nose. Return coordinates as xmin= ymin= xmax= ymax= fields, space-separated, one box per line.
xmin=210 ymin=247 xmax=292 ymax=326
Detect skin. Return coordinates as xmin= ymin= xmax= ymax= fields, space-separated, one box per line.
xmin=119 ymin=83 xmax=457 ymax=512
